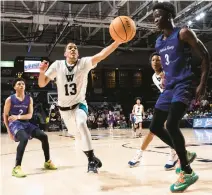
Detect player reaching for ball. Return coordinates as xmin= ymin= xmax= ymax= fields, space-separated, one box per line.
xmin=38 ymin=16 xmax=136 ymax=173
xmin=39 ymin=43 xmax=121 ymax=173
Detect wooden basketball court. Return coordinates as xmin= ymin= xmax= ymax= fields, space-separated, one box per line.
xmin=1 ymin=129 xmax=212 ymax=195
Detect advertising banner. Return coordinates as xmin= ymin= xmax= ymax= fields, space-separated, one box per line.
xmin=193 ymin=118 xmax=212 ymax=128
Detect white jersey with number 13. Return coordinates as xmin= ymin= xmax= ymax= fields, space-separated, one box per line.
xmin=45 ymin=57 xmax=96 ymax=107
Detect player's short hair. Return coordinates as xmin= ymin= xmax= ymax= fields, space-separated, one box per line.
xmin=12 ymin=78 xmax=26 ymax=88
xmin=135 ymin=97 xmax=142 ymax=102
xmin=153 ymin=2 xmax=176 ymax=19
xmin=149 ymin=52 xmax=160 ymax=64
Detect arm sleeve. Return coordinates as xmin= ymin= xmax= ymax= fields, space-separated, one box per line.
xmin=45 ymin=61 xmax=58 ymax=80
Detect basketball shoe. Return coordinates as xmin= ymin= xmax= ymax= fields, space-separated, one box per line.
xmin=128 ymin=149 xmax=142 ymax=168
xmin=12 ymin=166 xmax=26 ymax=178
xmin=44 ymin=160 xmax=57 ymax=170
xmin=88 ymin=156 xmax=102 ymax=173
xmin=164 ymin=149 xmax=178 ymax=171
xmin=170 ymin=171 xmax=199 ymax=193
xmin=175 ymin=151 xmax=197 ymax=174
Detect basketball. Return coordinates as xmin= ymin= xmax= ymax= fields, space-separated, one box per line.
xmin=109 ymin=16 xmax=136 ymax=43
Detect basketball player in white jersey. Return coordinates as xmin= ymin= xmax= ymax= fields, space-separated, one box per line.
xmin=132 ymin=97 xmax=144 ymax=138
xmin=38 ymin=40 xmax=124 ymax=173
xmin=128 ymin=52 xmax=178 ymax=170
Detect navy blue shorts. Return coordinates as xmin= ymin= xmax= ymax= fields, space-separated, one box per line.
xmin=9 ymin=120 xmax=39 ymax=142
xmin=155 ymin=82 xmax=193 ymax=112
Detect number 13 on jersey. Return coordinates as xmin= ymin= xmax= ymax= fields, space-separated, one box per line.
xmin=64 ymin=83 xmax=77 ymax=96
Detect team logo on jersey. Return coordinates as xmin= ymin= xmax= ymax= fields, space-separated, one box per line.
xmin=66 ymin=74 xmax=74 ymax=82
xmin=159 ymin=45 xmax=175 ymax=53
xmin=14 ymin=105 xmax=28 ymax=108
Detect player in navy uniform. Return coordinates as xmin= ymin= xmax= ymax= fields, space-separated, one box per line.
xmin=150 ymin=2 xmax=210 ymax=193
xmin=3 ymin=78 xmax=57 ymax=178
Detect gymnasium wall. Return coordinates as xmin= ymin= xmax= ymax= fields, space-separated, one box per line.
xmin=1 ymin=44 xmax=153 ymax=68
xmin=2 ymin=42 xmax=212 ymax=68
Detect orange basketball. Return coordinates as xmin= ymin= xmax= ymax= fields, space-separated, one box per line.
xmin=109 ymin=16 xmax=136 ymax=42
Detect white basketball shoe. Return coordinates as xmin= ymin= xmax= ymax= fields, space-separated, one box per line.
xmin=164 ymin=148 xmax=178 ymax=171
xmin=128 ymin=149 xmax=143 ymax=168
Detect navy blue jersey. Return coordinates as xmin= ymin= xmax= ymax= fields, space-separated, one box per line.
xmin=10 ymin=94 xmax=30 ymax=116
xmin=155 ymin=27 xmax=194 ymax=89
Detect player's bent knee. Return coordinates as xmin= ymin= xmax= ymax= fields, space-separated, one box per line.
xmin=21 ymin=136 xmax=28 ymax=144
xmin=17 ymin=130 xmax=28 ymax=143
xmin=78 ymin=120 xmax=87 ymax=128
xmin=166 ymin=119 xmax=178 ymax=131
xmin=36 ymin=130 xmax=48 ymax=141
xmin=41 ymin=133 xmax=48 ymax=141
xmin=149 ymin=122 xmax=157 ymax=134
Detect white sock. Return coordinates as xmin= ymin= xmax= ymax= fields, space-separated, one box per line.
xmin=140 ymin=149 xmax=143 ymax=154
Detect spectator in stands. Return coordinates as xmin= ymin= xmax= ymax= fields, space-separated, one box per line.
xmin=97 ymin=116 xmax=103 ymax=129
xmin=107 ymin=110 xmax=115 ymax=130
xmin=88 ymin=113 xmax=95 ymax=129
xmin=148 ymin=113 xmax=153 ymax=120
